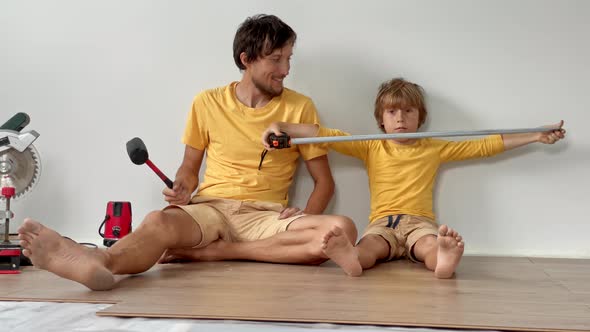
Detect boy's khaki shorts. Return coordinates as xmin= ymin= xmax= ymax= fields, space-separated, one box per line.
xmin=361 ymin=214 xmax=438 ymax=262
xmin=166 ymin=196 xmax=307 ymax=248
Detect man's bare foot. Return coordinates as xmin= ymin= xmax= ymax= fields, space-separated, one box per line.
xmin=321 ymin=226 xmax=362 ymax=277
xmin=159 ymin=240 xmax=231 ymax=263
xmin=434 ymin=224 xmax=464 ymax=279
xmin=18 ymin=218 xmax=115 ymax=290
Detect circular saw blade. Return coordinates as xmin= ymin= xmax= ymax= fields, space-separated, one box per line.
xmin=0 ymin=145 xmax=41 ymax=200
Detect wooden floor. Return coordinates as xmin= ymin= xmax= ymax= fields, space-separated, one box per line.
xmin=1 ymin=256 xmax=589 ymax=332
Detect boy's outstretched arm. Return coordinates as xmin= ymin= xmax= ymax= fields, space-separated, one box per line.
xmin=502 ymin=120 xmax=566 ymax=151
xmin=262 ymin=122 xmax=319 ymax=150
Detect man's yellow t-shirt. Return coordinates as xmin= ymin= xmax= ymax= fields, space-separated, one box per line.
xmin=182 ymin=82 xmax=327 ymax=206
xmin=317 ymin=127 xmax=505 ymax=222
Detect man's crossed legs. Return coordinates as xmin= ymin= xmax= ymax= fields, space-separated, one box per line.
xmin=17 ymin=197 xmax=361 ymax=290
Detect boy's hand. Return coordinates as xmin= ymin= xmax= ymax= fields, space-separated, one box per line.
xmin=163 ymin=178 xmax=194 ymax=205
xmin=538 ymin=120 xmax=566 ymax=144
xmin=262 ymin=122 xmax=284 ymax=150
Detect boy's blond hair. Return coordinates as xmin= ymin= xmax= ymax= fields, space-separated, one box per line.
xmin=374 ymin=78 xmax=428 ymax=132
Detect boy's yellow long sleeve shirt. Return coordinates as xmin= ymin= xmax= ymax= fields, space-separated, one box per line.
xmin=317 ymin=127 xmax=505 ymax=222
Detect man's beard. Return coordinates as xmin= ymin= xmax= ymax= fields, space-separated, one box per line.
xmin=252 ymin=77 xmax=283 ymax=98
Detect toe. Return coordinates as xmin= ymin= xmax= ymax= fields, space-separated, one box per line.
xmin=447 ymin=227 xmax=456 ymax=237
xmin=22 ymin=248 xmax=32 ymax=257
xmin=438 ymin=224 xmax=449 ymax=236
xmin=21 ymin=218 xmax=43 ymax=235
xmin=18 ymin=233 xmax=35 ymax=243
xmin=331 ymin=226 xmax=343 ymax=236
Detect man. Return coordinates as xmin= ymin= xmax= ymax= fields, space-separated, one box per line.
xmin=18 ymin=14 xmax=359 ymax=291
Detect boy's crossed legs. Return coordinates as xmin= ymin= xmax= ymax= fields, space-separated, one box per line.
xmin=356 ymin=215 xmax=464 ymax=278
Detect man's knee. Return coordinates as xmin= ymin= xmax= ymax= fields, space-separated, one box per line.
xmin=141 ymin=210 xmax=188 ymax=236
xmin=328 ymin=215 xmax=358 ymax=243
xmin=141 ymin=210 xmax=172 ymax=232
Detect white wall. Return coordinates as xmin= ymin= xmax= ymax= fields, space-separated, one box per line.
xmin=2 ymin=0 xmax=588 ymax=257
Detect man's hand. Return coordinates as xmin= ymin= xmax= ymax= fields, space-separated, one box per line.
xmin=278 ymin=206 xmax=304 ymax=219
xmin=163 ymin=178 xmax=194 ymax=205
xmin=261 ymin=122 xmax=319 ymax=150
xmin=538 ymin=120 xmax=566 ymax=144
xmin=262 ymin=122 xmax=284 ymax=150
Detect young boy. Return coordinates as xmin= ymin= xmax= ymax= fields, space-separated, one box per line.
xmin=262 ymin=78 xmax=566 ymax=278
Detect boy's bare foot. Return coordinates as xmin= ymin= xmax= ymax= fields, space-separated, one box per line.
xmin=18 ymin=218 xmax=115 ymax=290
xmin=321 ymin=225 xmax=362 ymax=277
xmin=159 ymin=240 xmax=230 ymax=263
xmin=434 ymin=224 xmax=464 ymax=279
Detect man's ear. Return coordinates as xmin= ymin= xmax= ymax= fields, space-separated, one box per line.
xmin=239 ymin=52 xmax=250 ymax=69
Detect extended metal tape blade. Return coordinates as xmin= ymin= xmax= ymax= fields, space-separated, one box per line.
xmin=0 ymin=145 xmax=41 ymax=200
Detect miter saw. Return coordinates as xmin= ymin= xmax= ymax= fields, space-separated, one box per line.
xmin=0 ymin=113 xmax=41 ymax=274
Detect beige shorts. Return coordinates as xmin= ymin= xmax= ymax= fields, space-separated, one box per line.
xmin=166 ymin=196 xmax=306 ymax=248
xmin=362 ymin=214 xmax=438 ymax=262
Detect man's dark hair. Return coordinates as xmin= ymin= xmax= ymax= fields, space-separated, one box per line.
xmin=233 ymin=14 xmax=297 ymax=70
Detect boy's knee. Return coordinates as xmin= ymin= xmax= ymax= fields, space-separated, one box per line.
xmin=414 ymin=234 xmax=437 ymax=253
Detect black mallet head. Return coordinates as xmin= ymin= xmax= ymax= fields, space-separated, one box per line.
xmin=126 ymin=137 xmax=149 ymax=165
xmin=125 ymin=137 xmax=174 ymax=189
